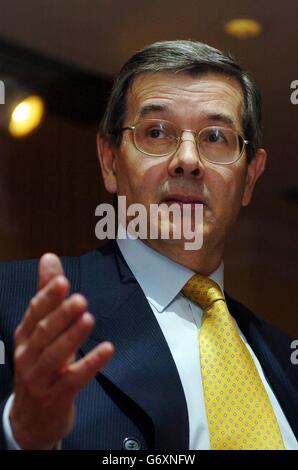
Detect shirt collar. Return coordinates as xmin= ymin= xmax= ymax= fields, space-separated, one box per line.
xmin=116 ymin=230 xmax=224 ymax=313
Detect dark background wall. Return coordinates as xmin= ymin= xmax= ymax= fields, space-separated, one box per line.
xmin=0 ymin=0 xmax=297 ymax=338
xmin=0 ymin=116 xmax=110 ymax=260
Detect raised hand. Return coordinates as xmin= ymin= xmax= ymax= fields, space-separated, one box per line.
xmin=10 ymin=253 xmax=114 ymax=449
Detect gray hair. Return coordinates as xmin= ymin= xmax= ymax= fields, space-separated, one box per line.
xmin=100 ymin=40 xmax=262 ymax=163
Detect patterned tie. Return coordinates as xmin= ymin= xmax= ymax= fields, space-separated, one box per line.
xmin=182 ymin=274 xmax=285 ymax=450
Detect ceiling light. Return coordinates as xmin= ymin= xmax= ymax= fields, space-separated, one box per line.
xmin=0 ymin=76 xmax=45 ymax=138
xmin=9 ymin=95 xmax=44 ymax=138
xmin=224 ymin=18 xmax=263 ymax=39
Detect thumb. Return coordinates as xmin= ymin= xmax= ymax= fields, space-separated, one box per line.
xmin=38 ymin=253 xmax=64 ymax=291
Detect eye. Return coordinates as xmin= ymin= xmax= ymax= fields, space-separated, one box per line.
xmin=140 ymin=121 xmax=178 ymax=144
xmin=147 ymin=127 xmax=165 ymax=139
xmin=206 ymin=129 xmax=226 ymax=143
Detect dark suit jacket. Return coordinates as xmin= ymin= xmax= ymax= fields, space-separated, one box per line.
xmin=0 ymin=240 xmax=297 ymax=449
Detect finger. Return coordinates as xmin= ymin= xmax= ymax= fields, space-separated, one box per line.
xmin=25 ymin=294 xmax=87 ymax=362
xmin=33 ymin=312 xmax=95 ymax=388
xmin=54 ymin=341 xmax=114 ymax=395
xmin=17 ymin=275 xmax=70 ymax=342
xmin=38 ymin=253 xmax=64 ymax=291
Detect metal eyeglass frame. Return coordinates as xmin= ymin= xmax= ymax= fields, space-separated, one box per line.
xmin=119 ymin=119 xmax=250 ymax=165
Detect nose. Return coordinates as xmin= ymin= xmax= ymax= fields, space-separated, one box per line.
xmin=167 ymin=130 xmax=204 ymax=178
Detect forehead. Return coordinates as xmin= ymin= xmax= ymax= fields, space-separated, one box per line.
xmin=126 ymin=72 xmax=244 ymax=128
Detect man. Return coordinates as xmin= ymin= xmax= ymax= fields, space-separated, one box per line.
xmin=0 ymin=40 xmax=297 ymax=450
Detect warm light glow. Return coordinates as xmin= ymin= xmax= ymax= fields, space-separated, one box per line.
xmin=224 ymin=18 xmax=262 ymax=39
xmin=9 ymin=95 xmax=45 ymax=137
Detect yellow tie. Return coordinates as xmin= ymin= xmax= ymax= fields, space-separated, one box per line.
xmin=182 ymin=274 xmax=285 ymax=450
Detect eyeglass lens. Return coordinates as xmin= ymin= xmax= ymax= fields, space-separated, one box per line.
xmin=133 ymin=120 xmax=243 ymax=163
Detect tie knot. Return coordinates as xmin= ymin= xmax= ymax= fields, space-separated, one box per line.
xmin=182 ymin=273 xmax=225 ymax=309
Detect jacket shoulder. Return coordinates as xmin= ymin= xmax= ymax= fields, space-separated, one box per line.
xmin=0 ymin=254 xmax=82 ymax=302
xmin=0 ymin=252 xmax=88 ymax=342
xmin=226 ymin=292 xmax=294 ymax=341
xmin=225 ymin=292 xmax=296 ymax=376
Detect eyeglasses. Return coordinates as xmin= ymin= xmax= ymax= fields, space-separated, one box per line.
xmin=119 ymin=119 xmax=249 ymax=165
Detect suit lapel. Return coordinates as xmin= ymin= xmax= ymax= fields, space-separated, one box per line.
xmin=79 ymin=241 xmax=189 ymax=450
xmin=226 ymin=293 xmax=298 ymax=440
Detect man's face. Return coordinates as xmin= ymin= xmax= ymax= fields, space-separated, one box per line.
xmin=98 ymin=72 xmax=266 ymax=258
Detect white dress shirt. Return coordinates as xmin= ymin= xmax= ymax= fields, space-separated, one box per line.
xmin=3 ymin=235 xmax=298 ymax=449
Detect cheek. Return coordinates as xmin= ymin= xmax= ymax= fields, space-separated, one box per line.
xmin=210 ymin=166 xmax=247 ymax=214
xmin=115 ymin=151 xmax=164 ymax=205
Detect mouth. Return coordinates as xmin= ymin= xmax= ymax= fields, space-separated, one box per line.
xmin=161 ymin=194 xmax=207 ymax=207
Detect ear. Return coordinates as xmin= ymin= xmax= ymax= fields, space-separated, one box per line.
xmin=96 ymin=133 xmax=118 ymax=194
xmin=242 ymin=148 xmax=267 ymax=207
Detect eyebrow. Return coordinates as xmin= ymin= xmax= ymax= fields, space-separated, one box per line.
xmin=205 ymin=112 xmax=237 ymax=128
xmin=138 ymin=104 xmax=169 ymax=119
xmin=137 ymin=105 xmax=238 ymax=129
